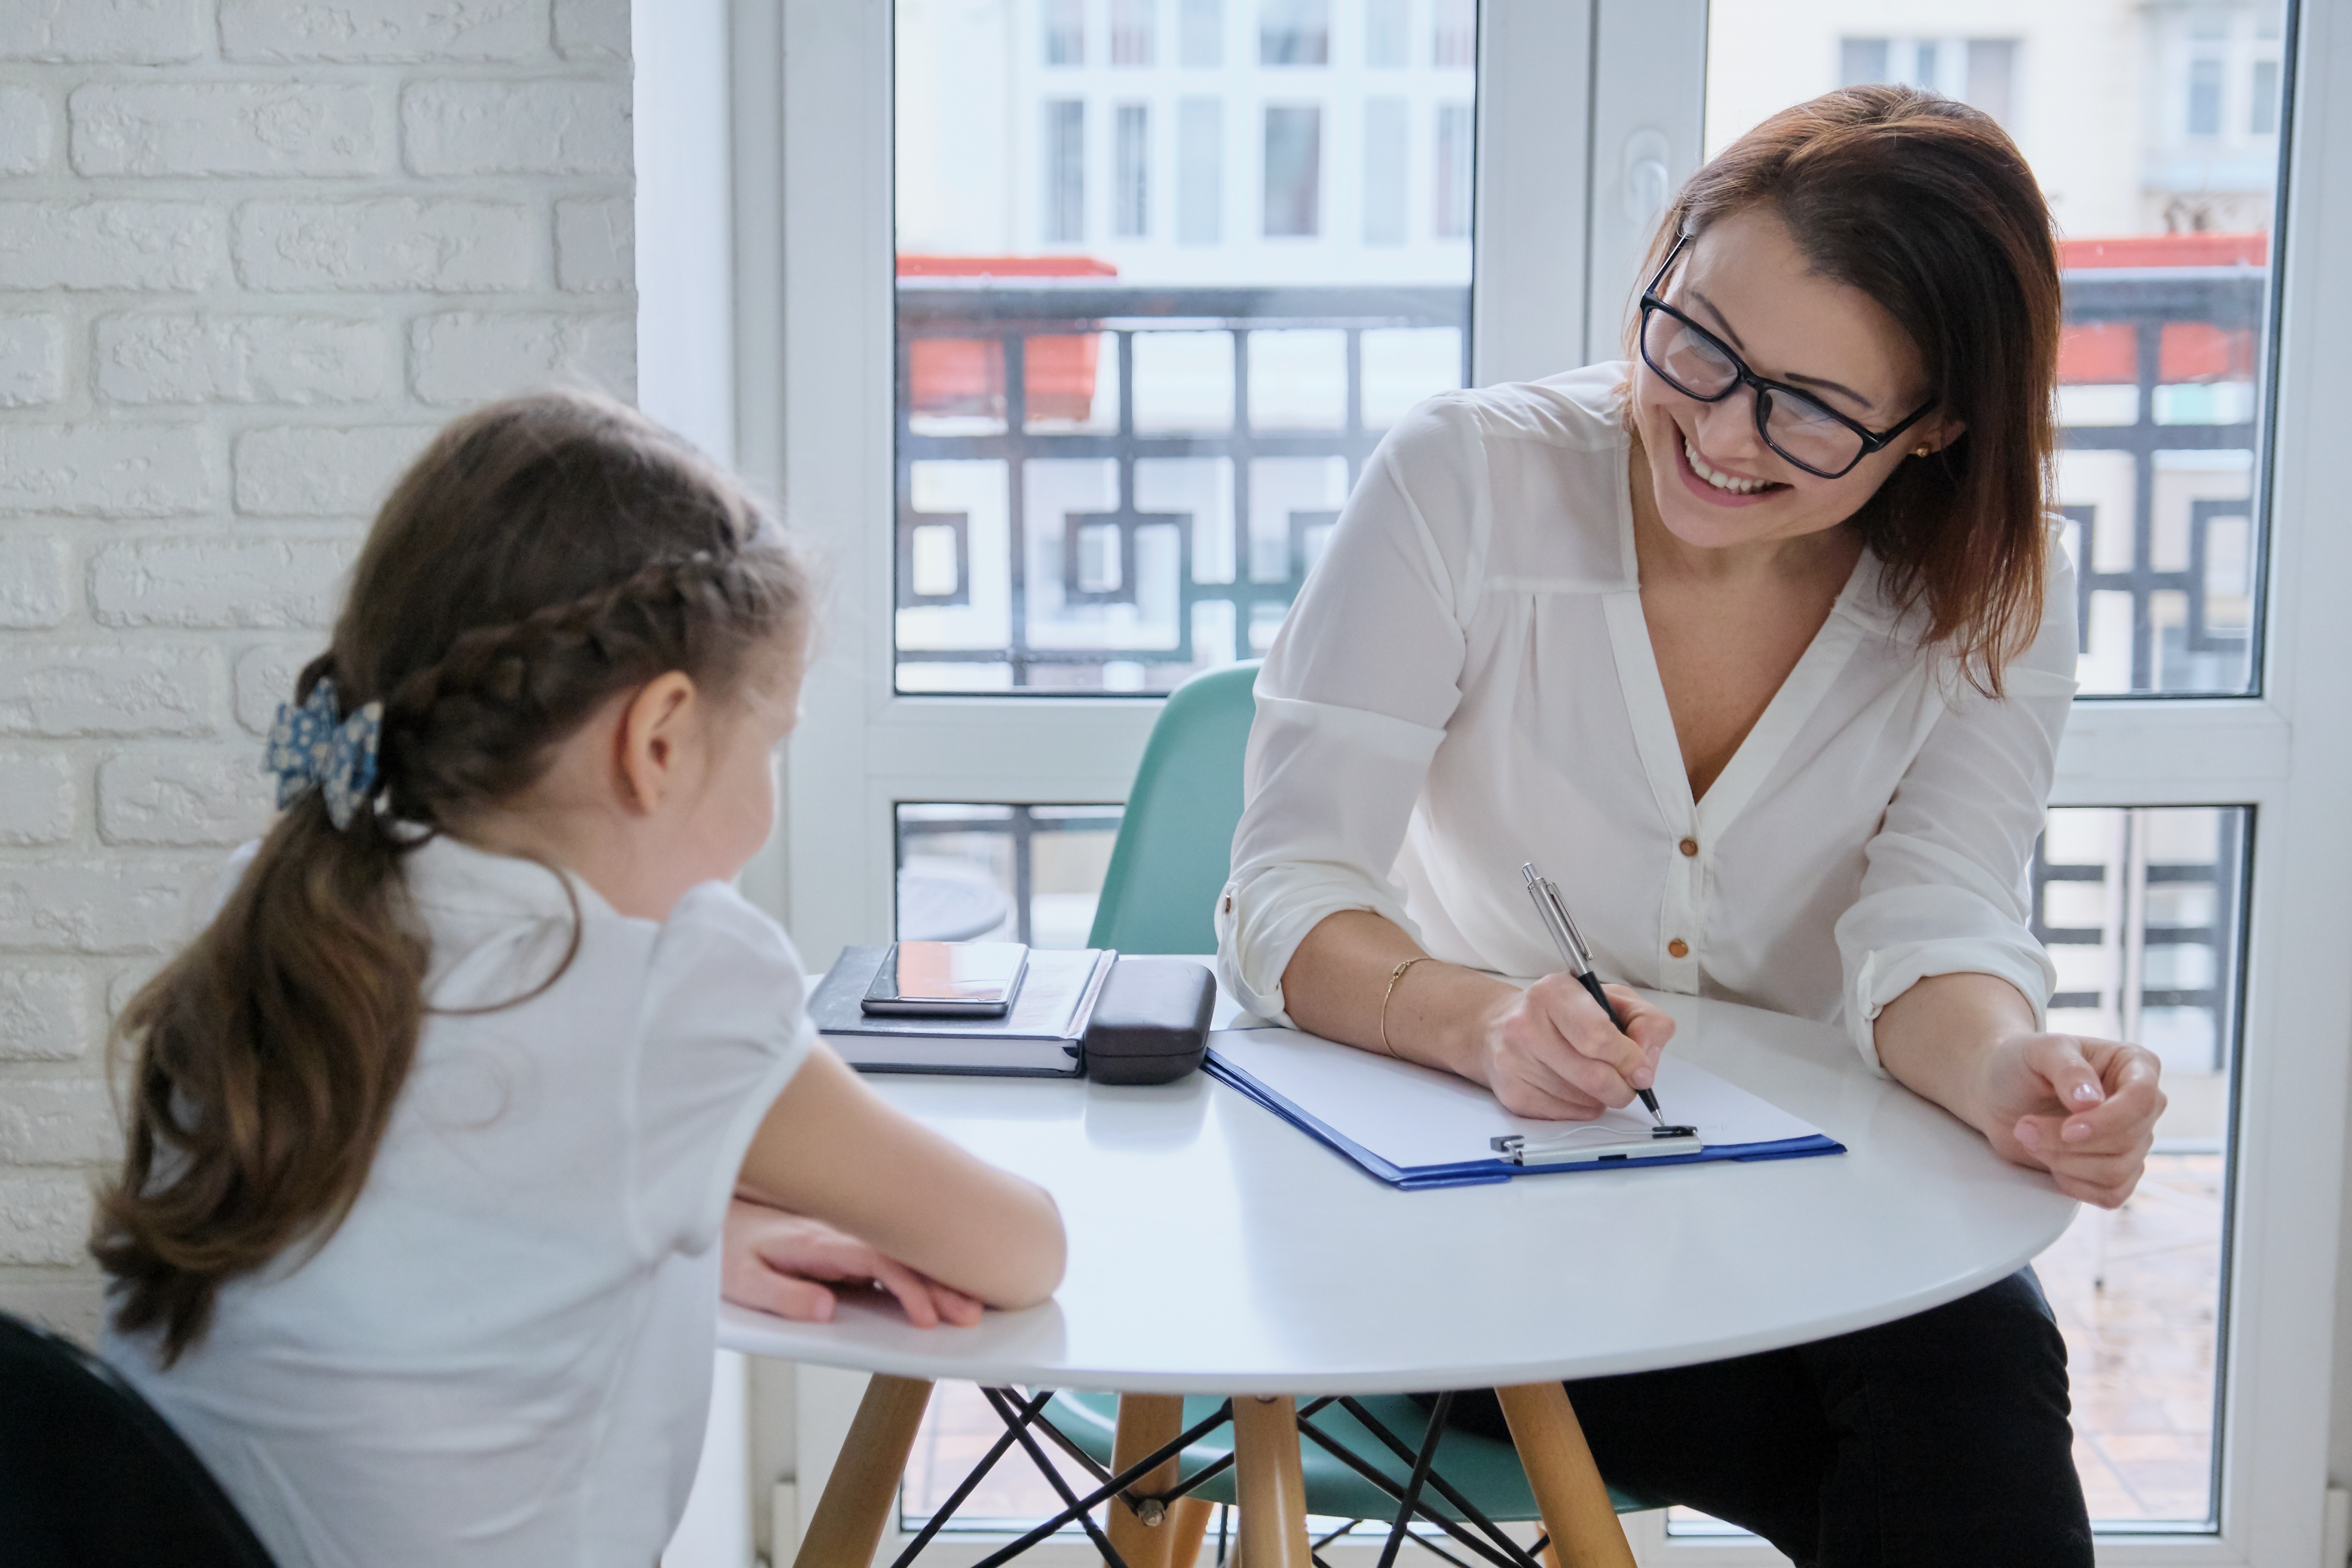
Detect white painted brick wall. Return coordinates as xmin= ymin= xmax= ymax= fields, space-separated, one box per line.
xmin=402 ymin=79 xmax=631 ymax=176
xmin=234 ymin=424 xmax=439 ymax=515
xmin=91 ymin=536 xmax=357 ymax=627
xmin=555 ymin=194 xmax=632 ymax=292
xmin=95 ymin=313 xmax=390 ymax=405
xmin=0 ymin=2 xmax=208 ymax=67
xmin=410 ymin=309 xmax=632 ymax=404
xmin=0 ymin=313 xmax=66 ymax=406
xmin=0 ymin=535 xmax=70 ymax=627
xmin=0 ymin=752 xmax=75 ymax=845
xmin=0 ymin=969 xmax=89 ymax=1062
xmin=235 ymin=198 xmax=537 ymax=293
xmin=98 ymin=751 xmax=274 ymax=846
xmin=0 ymin=199 xmax=224 ymax=290
xmin=70 ymin=83 xmax=390 ymax=178
xmin=0 ymin=85 xmax=57 ymax=175
xmin=0 ymin=0 xmax=634 ymax=1339
xmin=219 ymin=0 xmax=549 ymax=64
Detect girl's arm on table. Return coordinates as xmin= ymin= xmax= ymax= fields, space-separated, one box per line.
xmin=734 ymin=1045 xmax=1067 ymax=1310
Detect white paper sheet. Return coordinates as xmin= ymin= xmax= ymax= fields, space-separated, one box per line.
xmin=1209 ymin=1026 xmax=1828 ymax=1172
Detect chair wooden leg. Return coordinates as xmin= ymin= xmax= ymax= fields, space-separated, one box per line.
xmin=1166 ymin=1497 xmax=1216 ymax=1568
xmin=1231 ymin=1395 xmax=1313 ymax=1568
xmin=1107 ymin=1393 xmax=1186 ymax=1568
xmin=794 ymin=1375 xmax=934 ymax=1568
xmin=1494 ymin=1383 xmax=1635 ymax=1568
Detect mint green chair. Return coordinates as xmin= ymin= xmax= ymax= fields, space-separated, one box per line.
xmin=1038 ymin=659 xmax=1654 ymax=1560
xmin=1087 ymin=660 xmax=1263 ymax=955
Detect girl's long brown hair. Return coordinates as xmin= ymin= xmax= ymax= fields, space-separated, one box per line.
xmin=1637 ymin=85 xmax=2063 ymax=694
xmin=93 ymin=391 xmax=812 ymax=1364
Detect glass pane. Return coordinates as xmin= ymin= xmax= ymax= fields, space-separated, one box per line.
xmin=1705 ymin=1 xmax=2289 ymax=697
xmin=895 ymin=0 xmax=1476 ymax=692
xmin=1665 ymin=806 xmax=2250 ymax=1542
xmin=896 ymin=802 xmax=1125 ymax=948
xmin=2031 ymin=805 xmax=2247 ymax=1529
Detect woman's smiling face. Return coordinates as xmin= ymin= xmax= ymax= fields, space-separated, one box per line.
xmin=1629 ymin=204 xmax=1953 ymax=554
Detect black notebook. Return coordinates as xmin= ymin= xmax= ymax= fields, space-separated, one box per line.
xmin=810 ymin=945 xmax=1117 ymax=1076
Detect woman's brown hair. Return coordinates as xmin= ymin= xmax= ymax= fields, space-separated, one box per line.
xmin=93 ymin=390 xmax=813 ymax=1364
xmin=1637 ymin=85 xmax=2062 ymax=694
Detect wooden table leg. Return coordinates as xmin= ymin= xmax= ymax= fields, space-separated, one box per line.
xmin=1231 ymin=1395 xmax=1313 ymax=1568
xmin=1107 ymin=1393 xmax=1186 ymax=1568
xmin=1494 ymin=1383 xmax=1635 ymax=1568
xmin=1165 ymin=1497 xmax=1215 ymax=1568
xmin=794 ymin=1374 xmax=934 ymax=1568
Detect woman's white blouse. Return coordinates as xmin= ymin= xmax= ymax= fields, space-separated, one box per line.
xmin=1214 ymin=364 xmax=2080 ymax=1069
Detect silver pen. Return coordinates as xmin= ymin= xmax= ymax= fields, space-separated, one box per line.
xmin=1521 ymin=861 xmax=1669 ymax=1127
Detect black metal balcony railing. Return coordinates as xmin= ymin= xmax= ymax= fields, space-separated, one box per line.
xmin=2028 ymin=807 xmax=2249 ymax=1081
xmin=897 ymin=269 xmax=2267 ymax=698
xmin=2058 ymin=268 xmax=2265 ymax=695
xmin=896 ymin=284 xmax=1470 ymax=689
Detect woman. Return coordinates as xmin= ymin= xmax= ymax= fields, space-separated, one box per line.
xmin=1215 ymin=87 xmax=2163 ymax=1566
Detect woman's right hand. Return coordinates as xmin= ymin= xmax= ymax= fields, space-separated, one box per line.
xmin=1476 ymin=975 xmax=1677 ymax=1120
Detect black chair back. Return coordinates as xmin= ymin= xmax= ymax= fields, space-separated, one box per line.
xmin=0 ymin=1310 xmax=277 ymax=1567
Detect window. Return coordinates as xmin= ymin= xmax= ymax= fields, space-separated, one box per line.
xmin=891 ymin=0 xmax=1471 ymax=697
xmin=1362 ymin=96 xmax=1407 ymax=244
xmin=1365 ymin=0 xmax=1407 ymax=68
xmin=1114 ymin=104 xmax=1151 ymax=238
xmin=1262 ymin=104 xmax=1323 ymax=236
xmin=1839 ymin=37 xmax=1889 ymax=86
xmin=2188 ymin=56 xmax=2224 ymax=135
xmin=1042 ymin=0 xmax=1084 ymax=64
xmin=1259 ymin=0 xmax=1329 ymax=65
xmin=2251 ymin=58 xmax=2280 ymax=132
xmin=1434 ymin=100 xmax=1473 ymax=238
xmin=1841 ymin=33 xmax=2020 ymax=120
xmin=1966 ymin=38 xmax=2018 ymax=127
xmin=1179 ymin=0 xmax=1222 ymax=66
xmin=1177 ymin=96 xmax=1223 ymax=242
xmin=1698 ymin=0 xmax=2310 ymax=1548
xmin=782 ymin=3 xmax=2348 ymax=1560
xmin=1042 ymin=99 xmax=1085 ymax=242
xmin=1432 ymin=0 xmax=1476 ymax=69
xmin=1110 ymin=0 xmax=1156 ymax=64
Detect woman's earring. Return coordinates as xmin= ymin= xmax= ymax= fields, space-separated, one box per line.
xmin=1912 ymin=445 xmax=1932 ymax=458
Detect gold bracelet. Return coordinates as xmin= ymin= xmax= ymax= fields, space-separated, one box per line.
xmin=1380 ymin=956 xmax=1434 ymax=1059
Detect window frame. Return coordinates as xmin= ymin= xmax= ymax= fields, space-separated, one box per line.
xmin=757 ymin=1 xmax=2352 ymax=1562
xmin=1589 ymin=3 xmax=2352 ymax=1563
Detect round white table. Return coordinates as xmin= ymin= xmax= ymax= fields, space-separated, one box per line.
xmin=723 ymin=992 xmax=2075 ymax=1567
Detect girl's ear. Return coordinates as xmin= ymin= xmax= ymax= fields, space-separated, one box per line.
xmin=614 ymin=672 xmax=699 ymax=815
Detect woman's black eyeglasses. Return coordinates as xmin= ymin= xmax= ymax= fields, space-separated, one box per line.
xmin=1637 ymin=232 xmax=1937 ymax=480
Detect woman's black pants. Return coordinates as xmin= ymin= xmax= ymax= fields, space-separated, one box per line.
xmin=1433 ymin=1269 xmax=2092 ymax=1568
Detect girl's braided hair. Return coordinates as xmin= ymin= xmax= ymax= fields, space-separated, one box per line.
xmin=95 ymin=391 xmax=814 ymax=1363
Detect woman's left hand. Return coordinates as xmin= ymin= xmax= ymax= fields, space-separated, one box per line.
xmin=1973 ymin=1032 xmax=2167 ymax=1208
xmin=721 ymin=1196 xmax=985 ymax=1327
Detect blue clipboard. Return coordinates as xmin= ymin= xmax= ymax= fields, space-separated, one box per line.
xmin=1206 ymin=1030 xmax=1844 ymax=1191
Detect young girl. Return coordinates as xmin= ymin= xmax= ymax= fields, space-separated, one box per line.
xmin=93 ymin=391 xmax=1066 ymax=1568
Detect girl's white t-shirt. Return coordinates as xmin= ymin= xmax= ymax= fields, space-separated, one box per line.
xmin=105 ymin=834 xmax=815 ymax=1568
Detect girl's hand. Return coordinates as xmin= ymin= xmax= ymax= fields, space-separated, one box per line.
xmin=1975 ymin=1033 xmax=2167 ymax=1208
xmin=721 ymin=1197 xmax=984 ymax=1328
xmin=1476 ymin=976 xmax=1677 ymax=1120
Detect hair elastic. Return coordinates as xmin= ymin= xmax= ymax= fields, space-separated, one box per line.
xmin=265 ymin=677 xmax=382 ymax=831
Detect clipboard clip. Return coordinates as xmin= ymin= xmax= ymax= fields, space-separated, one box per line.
xmin=1490 ymin=1127 xmax=1698 ymax=1165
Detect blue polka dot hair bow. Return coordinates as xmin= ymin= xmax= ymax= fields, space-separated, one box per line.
xmin=264 ymin=677 xmax=382 ymax=831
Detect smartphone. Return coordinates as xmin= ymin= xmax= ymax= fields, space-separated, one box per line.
xmin=860 ymin=941 xmax=1031 ymax=1017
